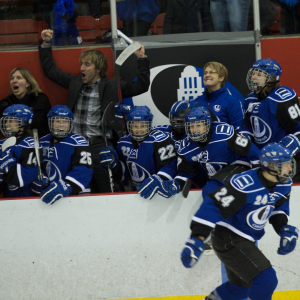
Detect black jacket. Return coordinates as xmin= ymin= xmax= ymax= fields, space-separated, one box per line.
xmin=163 ymin=0 xmax=214 ymax=34
xmin=39 ymin=46 xmax=151 ymax=138
xmin=0 ymin=92 xmax=52 ymax=138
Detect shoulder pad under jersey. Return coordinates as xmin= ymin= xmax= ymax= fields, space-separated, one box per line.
xmin=212 ymin=122 xmax=234 ymax=139
xmin=151 ymin=125 xmax=172 ymax=133
xmin=268 ymin=86 xmax=296 ymax=102
xmin=67 ymin=133 xmax=89 ymax=146
xmin=19 ymin=136 xmax=35 ymax=148
xmin=148 ymin=130 xmax=169 ymax=142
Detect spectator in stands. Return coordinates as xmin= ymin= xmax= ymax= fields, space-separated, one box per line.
xmin=210 ymin=0 xmax=251 ymax=32
xmin=39 ymin=29 xmax=150 ymax=193
xmin=163 ymin=0 xmax=214 ymax=34
xmin=87 ymin=0 xmax=101 ymax=18
xmin=38 ymin=0 xmax=82 ymax=46
xmin=0 ymin=68 xmax=52 ymax=138
xmin=117 ymin=0 xmax=160 ymax=37
xmin=192 ymin=62 xmax=244 ymax=130
xmin=272 ymin=0 xmax=300 ymax=34
xmin=248 ymin=0 xmax=278 ymax=35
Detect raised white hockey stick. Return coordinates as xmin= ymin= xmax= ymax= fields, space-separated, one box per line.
xmin=32 ymin=129 xmax=43 ymax=182
xmin=2 ymin=136 xmax=16 ymax=152
xmin=115 ymin=30 xmax=142 ymax=66
xmin=101 ymin=102 xmax=115 ymax=193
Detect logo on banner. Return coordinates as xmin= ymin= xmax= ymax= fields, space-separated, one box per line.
xmin=123 ymin=65 xmax=245 ymax=126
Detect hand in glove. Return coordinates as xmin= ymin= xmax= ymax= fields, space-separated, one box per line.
xmin=278 ymin=134 xmax=300 ymax=155
xmin=115 ymin=102 xmax=132 ymax=119
xmin=137 ymin=175 xmax=180 ymax=200
xmin=277 ymin=225 xmax=298 ymax=255
xmin=41 ymin=179 xmax=72 ymax=205
xmin=181 ymin=237 xmax=205 ymax=268
xmin=100 ymin=146 xmax=119 ymax=169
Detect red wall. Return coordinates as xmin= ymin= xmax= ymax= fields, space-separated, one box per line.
xmin=0 ymin=37 xmax=299 ymax=106
xmin=261 ymin=36 xmax=300 ymax=96
xmin=0 ymin=46 xmax=114 ymax=106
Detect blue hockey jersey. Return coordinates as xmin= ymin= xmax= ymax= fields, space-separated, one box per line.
xmin=151 ymin=125 xmax=184 ymax=152
xmin=0 ymin=133 xmax=40 ymax=198
xmin=174 ymin=121 xmax=260 ymax=185
xmin=193 ymin=87 xmax=244 ymax=129
xmin=40 ymin=133 xmax=93 ymax=194
xmin=240 ymin=86 xmax=300 ymax=149
xmin=113 ymin=129 xmax=177 ymax=188
xmin=191 ymin=168 xmax=291 ymax=242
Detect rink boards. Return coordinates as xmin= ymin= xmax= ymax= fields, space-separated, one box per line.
xmin=0 ymin=187 xmax=299 ymax=300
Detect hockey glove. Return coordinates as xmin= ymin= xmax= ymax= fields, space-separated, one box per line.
xmin=181 ymin=237 xmax=205 ymax=268
xmin=115 ymin=102 xmax=132 ymax=119
xmin=30 ymin=174 xmax=50 ymax=195
xmin=100 ymin=146 xmax=119 ymax=169
xmin=137 ymin=174 xmax=180 ymax=200
xmin=0 ymin=149 xmax=16 ymax=174
xmin=279 ymin=134 xmax=300 ymax=155
xmin=41 ymin=179 xmax=72 ymax=205
xmin=277 ymin=225 xmax=299 ymax=255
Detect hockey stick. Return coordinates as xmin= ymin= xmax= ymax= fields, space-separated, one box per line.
xmin=2 ymin=136 xmax=16 ymax=152
xmin=115 ymin=30 xmax=142 ymax=66
xmin=32 ymin=129 xmax=43 ymax=182
xmin=101 ymin=102 xmax=115 ymax=193
xmin=182 ymin=178 xmax=192 ymax=198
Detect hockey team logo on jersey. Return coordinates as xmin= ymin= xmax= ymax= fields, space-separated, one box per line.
xmin=129 ymin=149 xmax=138 ymax=160
xmin=233 ymin=174 xmax=254 ymax=189
xmin=250 ymin=116 xmax=272 ymax=144
xmin=71 ymin=134 xmax=88 ymax=145
xmin=246 ymin=205 xmax=274 ymax=230
xmin=127 ymin=161 xmax=151 ymax=185
xmin=44 ymin=159 xmax=63 ymax=182
xmin=23 ymin=136 xmax=35 ymax=148
xmin=199 ymin=150 xmax=209 ymax=162
xmin=121 ymin=65 xmax=245 ymax=126
xmin=205 ymin=162 xmax=227 ymax=177
xmin=213 ymin=105 xmax=221 ymax=112
xmin=47 ymin=146 xmax=59 ymax=160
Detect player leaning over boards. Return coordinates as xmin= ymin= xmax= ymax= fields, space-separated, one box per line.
xmin=240 ymin=58 xmax=300 ymax=181
xmin=181 ymin=143 xmax=298 ymax=300
xmin=0 ymin=104 xmax=40 ymax=197
xmin=32 ymin=105 xmax=93 ymax=205
xmin=100 ymin=106 xmax=180 ymax=199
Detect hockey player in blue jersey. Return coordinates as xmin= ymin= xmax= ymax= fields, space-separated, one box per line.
xmin=181 ymin=143 xmax=298 ymax=300
xmin=174 ymin=106 xmax=260 ymax=200
xmin=0 ymin=104 xmax=40 ymax=198
xmin=100 ymin=106 xmax=180 ymax=200
xmin=192 ymin=61 xmax=244 ymax=130
xmin=240 ymin=58 xmax=300 ymax=180
xmin=34 ymin=105 xmax=93 ymax=205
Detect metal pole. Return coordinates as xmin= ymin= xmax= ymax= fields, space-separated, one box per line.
xmin=110 ymin=0 xmax=119 ymax=75
xmin=110 ymin=0 xmax=118 ymax=39
xmin=253 ymin=0 xmax=261 ymax=60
